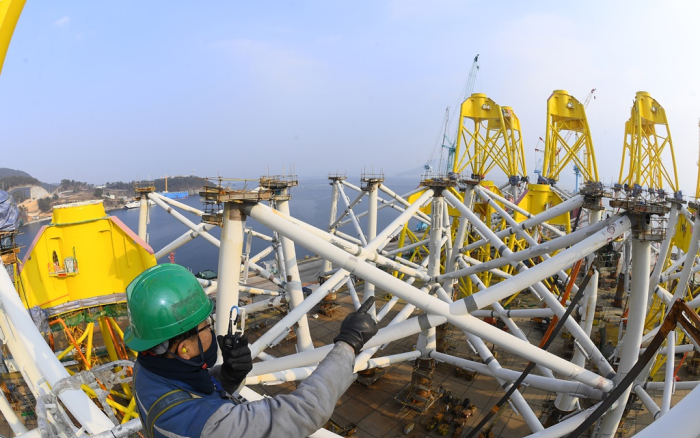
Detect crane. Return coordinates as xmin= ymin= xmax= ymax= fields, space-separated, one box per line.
xmin=441 ymin=54 xmax=480 ymax=174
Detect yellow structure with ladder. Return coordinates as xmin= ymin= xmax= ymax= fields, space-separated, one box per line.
xmin=541 ymin=90 xmax=598 ymax=184
xmin=452 ymin=93 xmax=527 ymax=182
xmin=14 ymin=201 xmax=156 ymax=423
xmin=618 ymin=91 xmax=679 ymax=194
xmin=19 ymin=201 xmax=156 ymax=309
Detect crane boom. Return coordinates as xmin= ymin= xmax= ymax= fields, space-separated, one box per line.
xmin=446 ymin=54 xmax=480 ymax=173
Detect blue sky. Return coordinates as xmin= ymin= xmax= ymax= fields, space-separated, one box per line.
xmin=1 ymin=1 xmax=700 ymax=195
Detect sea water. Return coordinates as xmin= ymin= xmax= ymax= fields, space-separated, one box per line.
xmin=15 ymin=177 xmax=422 ymax=274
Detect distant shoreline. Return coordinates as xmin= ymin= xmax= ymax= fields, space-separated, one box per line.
xmin=20 ymin=204 xmax=126 ymax=228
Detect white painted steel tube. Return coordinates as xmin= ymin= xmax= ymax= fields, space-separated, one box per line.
xmin=150 ymin=191 xmax=204 ymax=216
xmin=640 ymin=342 xmax=694 ymax=355
xmin=661 ymin=263 xmax=700 ymax=284
xmin=272 ymin=232 xmax=287 ymax=281
xmin=598 ymin=239 xmax=651 ymax=437
xmin=470 ymin=308 xmax=555 ymax=318
xmin=429 ymin=352 xmax=603 ymax=398
xmin=449 ymin=214 xmax=631 ymax=313
xmin=649 ymin=203 xmax=680 ymax=299
xmin=469 ymin=187 xmax=584 ymax=297
xmin=246 ymin=202 xmax=614 ymax=391
xmin=364 ymin=183 xmax=379 ymax=316
xmin=455 ymin=215 xmax=615 ymax=276
xmin=444 ymin=185 xmax=473 ymax=297
xmin=243 ymin=296 xmax=286 ymax=314
xmin=0 ymin=261 xmax=114 ymax=433
xmin=478 ymin=189 xmax=580 ymax=238
xmin=148 ymin=192 xmax=220 ymax=247
xmin=522 ymin=403 xmax=601 ymax=438
xmin=336 ymin=183 xmax=367 ymax=246
xmin=661 ymin=253 xmax=688 ymax=280
xmin=138 ymin=193 xmax=149 ymax=242
xmin=249 ymin=245 xmax=275 ymax=265
xmin=378 ymin=184 xmax=431 ymax=223
xmin=247 ymin=351 xmax=420 ymax=386
xmin=447 ymin=190 xmax=613 ymax=376
xmin=467 ymin=273 xmax=554 ymax=378
xmin=215 ymin=203 xmax=245 ymax=361
xmin=154 ymin=222 xmax=217 ymax=260
xmin=556 ymin=208 xmax=602 ymax=412
xmin=660 ymin=330 xmax=675 ymax=416
xmin=248 ymin=261 xmax=286 ymax=288
xmin=330 ymin=186 xmax=365 ymax=230
xmin=275 ymin=196 xmax=314 ymax=352
xmin=248 ymin=270 xmax=347 ymax=359
xmin=416 ymin=195 xmax=443 ymax=356
xmin=0 ymin=385 xmax=28 ymax=435
xmin=346 ymin=278 xmax=361 ymax=310
xmin=634 ymin=384 xmax=661 ymax=420
xmin=643 ymin=380 xmax=700 ymax=391
xmin=632 ymin=384 xmax=700 ymax=438
xmin=322 ymin=180 xmax=340 ymax=274
xmin=261 ymin=191 xmax=434 ymax=281
xmin=465 ymin=331 xmax=544 ymax=432
xmin=671 ymin=212 xmax=700 ymax=305
xmin=246 ymin=228 xmax=274 ymax=242
xmin=197 ymin=279 xmax=281 ymax=296
xmin=355 ymin=350 xmax=422 ymax=371
xmin=251 ymin=311 xmax=437 ymax=377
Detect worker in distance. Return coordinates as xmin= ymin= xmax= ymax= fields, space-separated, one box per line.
xmin=124 ymin=264 xmax=378 ymax=438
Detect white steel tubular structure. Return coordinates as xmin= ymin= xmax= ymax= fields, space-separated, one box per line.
xmin=5 ymin=170 xmax=700 ymax=438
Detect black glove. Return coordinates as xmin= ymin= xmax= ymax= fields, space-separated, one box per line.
xmin=216 ymin=334 xmax=253 ymax=388
xmin=333 ymin=297 xmax=378 ymax=355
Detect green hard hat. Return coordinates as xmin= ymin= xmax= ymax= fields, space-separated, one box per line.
xmin=123 ymin=264 xmax=213 ymax=352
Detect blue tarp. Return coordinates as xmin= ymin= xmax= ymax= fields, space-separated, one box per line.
xmin=0 ymin=190 xmax=19 ymax=232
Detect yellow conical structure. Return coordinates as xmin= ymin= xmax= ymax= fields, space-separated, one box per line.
xmin=19 ymin=201 xmax=156 ymax=312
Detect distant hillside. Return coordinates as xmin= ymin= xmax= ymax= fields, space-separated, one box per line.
xmin=0 ymin=168 xmax=58 ymax=195
xmin=106 ymin=176 xmax=205 ymax=192
xmin=0 ymin=175 xmax=42 ymax=191
xmin=0 ymin=167 xmax=31 ymax=179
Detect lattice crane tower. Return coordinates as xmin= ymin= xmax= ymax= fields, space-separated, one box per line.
xmin=541 ymin=90 xmax=598 ymax=184
xmin=618 ymin=91 xmax=680 ymax=195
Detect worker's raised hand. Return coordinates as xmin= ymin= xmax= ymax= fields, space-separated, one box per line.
xmin=217 ymin=334 xmax=253 ymax=385
xmin=333 ymin=297 xmax=379 ymax=355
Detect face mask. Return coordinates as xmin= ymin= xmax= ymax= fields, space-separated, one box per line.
xmin=200 ymin=334 xmax=219 ymax=369
xmin=173 ymin=328 xmax=218 ymax=369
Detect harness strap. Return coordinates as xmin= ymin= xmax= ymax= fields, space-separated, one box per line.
xmin=145 ymin=390 xmax=193 ymax=438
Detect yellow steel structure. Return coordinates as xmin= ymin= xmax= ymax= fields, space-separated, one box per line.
xmin=0 ymin=0 xmax=24 ymax=75
xmin=453 ymin=93 xmax=527 ymax=181
xmin=514 ymin=184 xmax=571 ymax=230
xmin=618 ymin=91 xmax=679 ymax=193
xmin=19 ymin=201 xmax=156 ymax=310
xmin=542 ymin=90 xmax=598 ymax=184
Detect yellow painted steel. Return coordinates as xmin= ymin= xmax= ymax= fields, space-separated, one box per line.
xmin=618 ymin=91 xmax=679 ymax=193
xmin=453 ymin=93 xmax=527 ymax=180
xmin=19 ymin=201 xmax=156 ymax=311
xmin=514 ymin=184 xmax=571 ymax=229
xmin=542 ymin=90 xmax=598 ymax=183
xmin=0 ymin=0 xmax=25 ymax=75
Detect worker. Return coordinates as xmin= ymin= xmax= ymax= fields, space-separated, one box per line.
xmin=124 ymin=264 xmax=378 ymax=438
